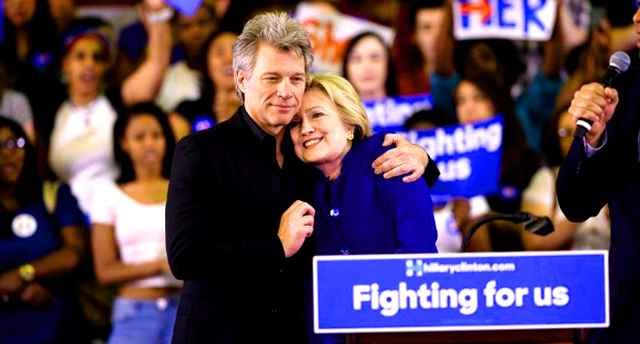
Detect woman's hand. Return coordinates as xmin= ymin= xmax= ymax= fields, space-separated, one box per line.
xmin=0 ymin=269 xmax=25 ymax=297
xmin=20 ymin=283 xmax=55 ymax=309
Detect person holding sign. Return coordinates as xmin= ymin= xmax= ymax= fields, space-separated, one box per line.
xmin=289 ymin=73 xmax=438 ymax=257
xmin=557 ymin=4 xmax=640 ymax=342
xmin=165 ymin=12 xmax=437 ymax=344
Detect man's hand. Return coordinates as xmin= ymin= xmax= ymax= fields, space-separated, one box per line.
xmin=569 ymin=83 xmax=618 ymax=147
xmin=278 ymin=201 xmax=315 ymax=258
xmin=372 ymin=133 xmax=428 ymax=182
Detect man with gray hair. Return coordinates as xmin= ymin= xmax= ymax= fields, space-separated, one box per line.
xmin=166 ymin=12 xmax=435 ymax=343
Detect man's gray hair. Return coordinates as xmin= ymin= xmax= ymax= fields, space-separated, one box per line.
xmin=232 ymin=12 xmax=314 ymax=101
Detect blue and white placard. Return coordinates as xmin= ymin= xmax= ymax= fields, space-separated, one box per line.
xmin=314 ymin=251 xmax=608 ymax=333
xmin=453 ymin=0 xmax=557 ymax=41
xmin=402 ymin=116 xmax=503 ymax=202
xmin=365 ymin=93 xmax=433 ymax=133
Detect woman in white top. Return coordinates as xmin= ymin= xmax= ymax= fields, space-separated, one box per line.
xmin=49 ymin=0 xmax=172 ymax=215
xmin=521 ymin=104 xmax=610 ymax=250
xmin=91 ymin=103 xmax=180 ymax=344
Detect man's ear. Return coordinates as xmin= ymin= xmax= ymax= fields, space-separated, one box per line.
xmin=235 ymin=69 xmax=247 ymax=94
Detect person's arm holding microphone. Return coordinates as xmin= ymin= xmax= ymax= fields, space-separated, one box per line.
xmin=556 ymin=71 xmax=622 ymax=223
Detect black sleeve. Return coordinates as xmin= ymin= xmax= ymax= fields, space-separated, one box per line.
xmin=424 ymin=154 xmax=440 ymax=188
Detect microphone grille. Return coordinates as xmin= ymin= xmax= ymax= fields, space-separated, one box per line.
xmin=610 ymin=51 xmax=631 ymax=72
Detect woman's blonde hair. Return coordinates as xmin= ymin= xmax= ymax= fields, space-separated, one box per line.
xmin=306 ymin=73 xmax=372 ymax=140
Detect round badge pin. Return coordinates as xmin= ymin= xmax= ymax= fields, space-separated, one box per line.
xmin=12 ymin=214 xmax=38 ymax=238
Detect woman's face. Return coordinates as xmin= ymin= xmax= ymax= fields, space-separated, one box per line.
xmin=0 ymin=126 xmax=26 ymax=184
xmin=289 ymin=89 xmax=353 ymax=176
xmin=207 ymin=32 xmax=237 ymax=90
xmin=120 ymin=115 xmax=166 ymax=171
xmin=414 ymin=7 xmax=445 ymax=63
xmin=346 ymin=36 xmax=388 ymax=99
xmin=455 ymin=80 xmax=495 ymax=124
xmin=5 ymin=0 xmax=36 ymax=27
xmin=557 ymin=110 xmax=575 ymax=159
xmin=63 ymin=37 xmax=107 ymax=99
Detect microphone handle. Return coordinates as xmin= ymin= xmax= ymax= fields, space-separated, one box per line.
xmin=574 ymin=67 xmax=621 ymax=139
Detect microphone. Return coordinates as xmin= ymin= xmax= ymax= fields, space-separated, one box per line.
xmin=574 ymin=51 xmax=631 ymax=139
xmin=460 ymin=212 xmax=554 ymax=252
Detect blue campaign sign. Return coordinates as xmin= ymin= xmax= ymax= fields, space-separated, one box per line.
xmin=365 ymin=93 xmax=433 ymax=133
xmin=399 ymin=116 xmax=503 ymax=202
xmin=165 ymin=0 xmax=202 ymax=16
xmin=453 ymin=0 xmax=557 ymax=41
xmin=314 ymin=251 xmax=609 ymax=333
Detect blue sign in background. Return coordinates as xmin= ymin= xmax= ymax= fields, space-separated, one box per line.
xmin=365 ymin=93 xmax=433 ymax=133
xmin=314 ymin=252 xmax=608 ymax=333
xmin=400 ymin=116 xmax=503 ymax=203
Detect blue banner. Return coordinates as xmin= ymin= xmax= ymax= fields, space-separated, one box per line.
xmin=364 ymin=93 xmax=433 ymax=133
xmin=314 ymin=252 xmax=609 ymax=333
xmin=399 ymin=116 xmax=503 ymax=202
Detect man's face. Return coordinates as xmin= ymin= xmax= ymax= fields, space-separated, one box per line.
xmin=236 ymin=44 xmax=306 ymax=136
xmin=414 ymin=7 xmax=445 ymax=63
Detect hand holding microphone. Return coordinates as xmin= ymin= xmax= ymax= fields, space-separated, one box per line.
xmin=570 ymin=52 xmax=630 ymax=145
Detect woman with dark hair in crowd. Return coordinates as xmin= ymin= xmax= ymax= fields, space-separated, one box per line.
xmin=171 ymin=29 xmax=241 ymax=139
xmin=90 ymin=103 xmax=181 ymax=344
xmin=520 ymin=104 xmax=610 ymax=251
xmin=48 ymin=0 xmax=172 ymax=216
xmin=0 ymin=117 xmax=87 ymax=343
xmin=1 ymin=0 xmax=66 ymax=137
xmin=455 ymin=73 xmax=544 ymax=251
xmin=342 ymin=31 xmax=398 ymax=101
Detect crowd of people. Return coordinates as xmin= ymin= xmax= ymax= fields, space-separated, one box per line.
xmin=0 ymin=0 xmax=637 ymax=343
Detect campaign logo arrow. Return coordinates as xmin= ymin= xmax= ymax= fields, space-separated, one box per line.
xmin=460 ymin=0 xmax=492 ymax=24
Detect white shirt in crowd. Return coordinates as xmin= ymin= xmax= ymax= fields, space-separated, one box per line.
xmin=155 ymin=60 xmax=200 ymax=113
xmin=49 ymin=95 xmax=119 ymax=215
xmin=91 ymin=180 xmax=181 ymax=289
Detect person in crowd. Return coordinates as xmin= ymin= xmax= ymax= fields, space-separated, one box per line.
xmin=48 ymin=0 xmax=172 ymax=216
xmin=290 ymin=73 xmax=438 ymax=256
xmin=91 ymin=103 xmax=180 ymax=344
xmin=520 ymin=104 xmax=610 ymax=251
xmin=155 ymin=2 xmax=217 ymax=113
xmin=403 ymin=108 xmax=492 ymax=253
xmin=557 ymin=6 xmax=640 ymax=340
xmin=0 ymin=61 xmax=35 ymax=143
xmin=171 ymin=29 xmax=241 ymax=139
xmin=342 ymin=31 xmax=398 ymax=102
xmin=455 ymin=73 xmax=544 ymax=251
xmin=165 ymin=12 xmax=436 ymax=344
xmin=394 ymin=0 xmax=445 ymax=96
xmin=1 ymin=0 xmax=67 ymax=139
xmin=0 ymin=117 xmax=87 ymax=344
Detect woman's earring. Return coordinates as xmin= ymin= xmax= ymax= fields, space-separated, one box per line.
xmin=346 ymin=131 xmax=354 ymax=141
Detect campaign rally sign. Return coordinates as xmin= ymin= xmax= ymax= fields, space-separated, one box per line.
xmin=314 ymin=251 xmax=609 ymax=333
xmin=366 ymin=93 xmax=433 ymax=133
xmin=295 ymin=2 xmax=395 ymax=73
xmin=453 ymin=0 xmax=557 ymax=41
xmin=399 ymin=116 xmax=503 ymax=202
